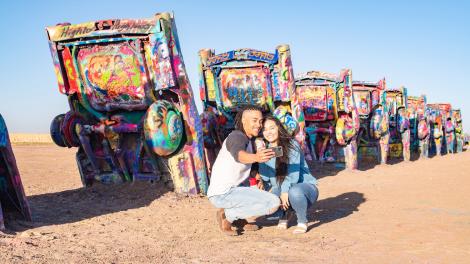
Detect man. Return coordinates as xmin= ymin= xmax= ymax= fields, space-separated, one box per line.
xmin=207 ymin=105 xmax=280 ymax=235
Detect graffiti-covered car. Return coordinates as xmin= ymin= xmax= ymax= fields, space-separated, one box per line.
xmin=452 ymin=109 xmax=463 ymax=153
xmin=352 ymin=79 xmax=389 ymax=165
xmin=427 ymin=103 xmax=452 ymax=156
xmin=198 ymin=46 xmax=306 ymax=173
xmin=295 ymin=70 xmax=359 ymax=170
xmin=386 ymin=87 xmax=410 ymax=161
xmin=46 ymin=13 xmax=208 ymax=195
xmin=464 ymin=133 xmax=470 ymax=150
xmin=0 ymin=114 xmax=31 ymax=230
xmin=407 ymin=94 xmax=429 ymax=159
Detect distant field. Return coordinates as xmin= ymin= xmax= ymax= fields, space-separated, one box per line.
xmin=9 ymin=133 xmax=53 ymax=144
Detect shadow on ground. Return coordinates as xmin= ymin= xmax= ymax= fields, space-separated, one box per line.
xmin=258 ymin=192 xmax=366 ymax=231
xmin=308 ymin=191 xmax=366 ymax=230
xmin=308 ymin=161 xmax=346 ymax=179
xmin=5 ymin=182 xmax=172 ymax=232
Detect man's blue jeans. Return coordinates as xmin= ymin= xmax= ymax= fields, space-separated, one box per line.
xmin=270 ymin=183 xmax=319 ymax=224
xmin=209 ymin=187 xmax=280 ymax=222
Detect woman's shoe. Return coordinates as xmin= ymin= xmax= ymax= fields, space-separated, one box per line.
xmin=277 ymin=209 xmax=293 ymax=229
xmin=292 ymin=223 xmax=308 ymax=234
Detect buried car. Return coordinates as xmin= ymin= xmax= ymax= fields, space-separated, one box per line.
xmin=385 ymin=87 xmax=410 ymax=161
xmin=295 ymin=69 xmax=359 ymax=170
xmin=198 ymin=45 xmax=306 ymax=173
xmin=427 ymin=103 xmax=452 ymax=156
xmin=46 ymin=13 xmax=208 ymax=194
xmin=407 ymin=94 xmax=430 ymax=159
xmin=352 ymin=79 xmax=390 ymax=166
xmin=0 ymin=114 xmax=31 ymax=230
xmin=452 ymin=109 xmax=464 ymax=153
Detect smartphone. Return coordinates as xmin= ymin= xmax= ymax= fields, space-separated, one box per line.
xmin=269 ymin=146 xmax=283 ymax=157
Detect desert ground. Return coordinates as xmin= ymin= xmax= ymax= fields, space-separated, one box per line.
xmin=1 ymin=144 xmax=470 ymax=263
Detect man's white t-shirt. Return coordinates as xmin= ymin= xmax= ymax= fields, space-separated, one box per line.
xmin=207 ymin=130 xmax=253 ymax=197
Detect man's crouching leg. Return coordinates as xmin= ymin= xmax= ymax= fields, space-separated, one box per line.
xmin=232 ymin=194 xmax=280 ymax=232
xmin=216 ymin=209 xmax=238 ymax=236
xmin=225 ymin=187 xmax=280 ymax=232
xmin=210 ymin=195 xmax=239 ymax=236
xmin=210 ymin=188 xmax=280 ymax=235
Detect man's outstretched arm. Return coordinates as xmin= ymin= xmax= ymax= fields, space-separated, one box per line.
xmin=238 ymin=149 xmax=275 ymax=164
xmin=226 ymin=131 xmax=275 ymax=164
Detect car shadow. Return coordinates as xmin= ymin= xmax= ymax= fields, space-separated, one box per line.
xmin=6 ymin=182 xmax=172 ymax=232
xmin=308 ymin=161 xmax=345 ymax=179
xmin=357 ymin=158 xmax=382 ymax=171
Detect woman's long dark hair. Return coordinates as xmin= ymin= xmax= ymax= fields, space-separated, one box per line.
xmin=263 ymin=115 xmax=296 ymax=185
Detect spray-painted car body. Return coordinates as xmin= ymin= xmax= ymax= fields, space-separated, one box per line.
xmin=386 ymin=87 xmax=410 ymax=161
xmin=199 ymin=46 xmax=306 ymax=173
xmin=46 ymin=13 xmax=208 ymax=195
xmin=464 ymin=133 xmax=469 ymax=151
xmin=427 ymin=103 xmax=452 ymax=156
xmin=352 ymin=79 xmax=389 ymax=165
xmin=0 ymin=115 xmax=31 ymax=230
xmin=407 ymin=95 xmax=429 ymax=158
xmin=452 ymin=109 xmax=463 ymax=153
xmin=295 ymin=70 xmax=359 ymax=169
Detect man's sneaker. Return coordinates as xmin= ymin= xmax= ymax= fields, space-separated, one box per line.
xmin=232 ymin=219 xmax=260 ymax=231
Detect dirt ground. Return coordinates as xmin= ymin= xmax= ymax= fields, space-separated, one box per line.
xmin=1 ymin=145 xmax=469 ymax=263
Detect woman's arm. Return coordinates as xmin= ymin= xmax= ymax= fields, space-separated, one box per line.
xmin=258 ymin=158 xmax=276 ymax=182
xmin=300 ymin=153 xmax=317 ymax=185
xmin=280 ymin=143 xmax=302 ymax=193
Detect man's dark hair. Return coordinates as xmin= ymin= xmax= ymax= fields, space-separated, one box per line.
xmin=234 ymin=104 xmax=264 ymax=134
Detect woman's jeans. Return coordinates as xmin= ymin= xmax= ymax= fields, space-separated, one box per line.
xmin=209 ymin=187 xmax=280 ymax=223
xmin=271 ymin=183 xmax=319 ymax=224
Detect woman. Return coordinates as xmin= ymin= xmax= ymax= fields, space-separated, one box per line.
xmin=258 ymin=115 xmax=318 ymax=234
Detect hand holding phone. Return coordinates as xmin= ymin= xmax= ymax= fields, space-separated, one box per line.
xmin=256 ymin=148 xmax=276 ymax=162
xmin=268 ymin=146 xmax=283 ymax=157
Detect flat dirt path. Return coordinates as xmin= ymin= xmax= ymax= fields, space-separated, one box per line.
xmin=1 ymin=145 xmax=469 ymax=263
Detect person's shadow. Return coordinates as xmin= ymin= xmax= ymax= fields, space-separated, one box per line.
xmin=258 ymin=191 xmax=365 ymax=231
xmin=6 ymin=182 xmax=171 ymax=232
xmin=307 ymin=191 xmax=365 ymax=230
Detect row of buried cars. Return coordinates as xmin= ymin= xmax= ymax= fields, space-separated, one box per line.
xmin=0 ymin=13 xmax=466 ymax=229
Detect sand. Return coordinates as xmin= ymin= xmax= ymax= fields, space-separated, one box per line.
xmin=1 ymin=144 xmax=469 ymax=263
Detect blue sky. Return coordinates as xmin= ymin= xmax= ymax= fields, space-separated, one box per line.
xmin=0 ymin=0 xmax=469 ymax=132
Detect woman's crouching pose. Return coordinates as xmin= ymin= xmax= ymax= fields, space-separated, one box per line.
xmin=258 ymin=115 xmax=319 ymax=234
